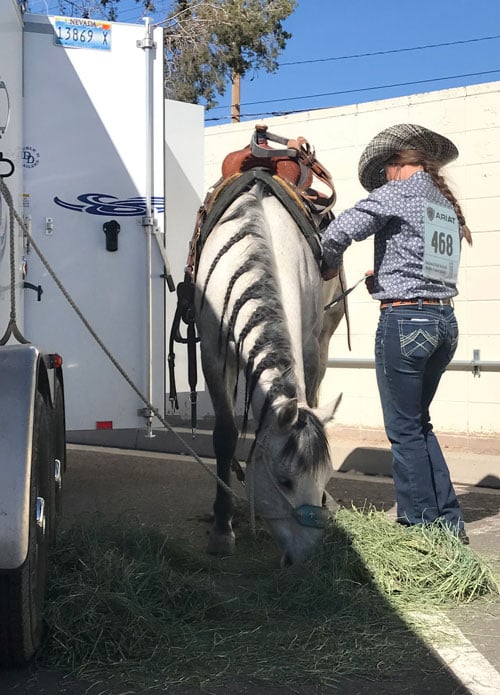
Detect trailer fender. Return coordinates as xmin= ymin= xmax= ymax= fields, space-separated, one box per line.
xmin=0 ymin=344 xmax=42 ymax=570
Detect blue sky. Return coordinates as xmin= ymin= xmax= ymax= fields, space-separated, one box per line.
xmin=26 ymin=0 xmax=500 ymax=125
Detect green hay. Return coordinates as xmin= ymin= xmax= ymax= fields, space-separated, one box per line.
xmin=332 ymin=506 xmax=499 ymax=606
xmin=39 ymin=508 xmax=499 ymax=691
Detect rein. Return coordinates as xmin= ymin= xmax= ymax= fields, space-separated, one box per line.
xmin=324 ymin=273 xmax=368 ymax=311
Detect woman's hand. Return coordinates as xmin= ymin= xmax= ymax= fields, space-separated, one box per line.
xmin=364 ymin=270 xmax=375 ymax=294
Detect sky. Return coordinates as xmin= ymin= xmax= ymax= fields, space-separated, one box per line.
xmin=25 ymin=0 xmax=500 ymax=126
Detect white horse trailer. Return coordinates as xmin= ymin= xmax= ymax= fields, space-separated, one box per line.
xmin=0 ymin=0 xmax=66 ymax=666
xmin=0 ymin=1 xmax=204 ymax=665
xmin=22 ymin=13 xmax=205 ymax=445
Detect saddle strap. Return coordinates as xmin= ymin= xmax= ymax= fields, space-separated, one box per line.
xmin=167 ymin=276 xmax=200 ymax=422
xmin=250 ymin=126 xmax=337 ymax=216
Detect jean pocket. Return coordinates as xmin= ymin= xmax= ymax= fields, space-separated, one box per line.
xmin=398 ymin=318 xmax=439 ymax=358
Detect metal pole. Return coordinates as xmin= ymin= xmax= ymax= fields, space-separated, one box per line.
xmin=138 ymin=18 xmax=156 ymax=437
xmin=327 ymin=350 xmax=500 ymax=377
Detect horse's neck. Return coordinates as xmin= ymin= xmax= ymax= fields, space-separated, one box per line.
xmin=262 ymin=196 xmax=324 ymax=402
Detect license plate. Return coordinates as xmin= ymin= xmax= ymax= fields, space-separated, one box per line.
xmin=53 ymin=17 xmax=112 ymax=51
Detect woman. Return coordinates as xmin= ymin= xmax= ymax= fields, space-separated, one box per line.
xmin=321 ymin=123 xmax=472 ymax=541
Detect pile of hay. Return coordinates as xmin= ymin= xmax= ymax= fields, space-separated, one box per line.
xmin=39 ymin=508 xmax=498 ymax=690
xmin=332 ymin=506 xmax=497 ymax=605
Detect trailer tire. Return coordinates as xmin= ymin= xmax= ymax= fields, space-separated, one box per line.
xmin=0 ymin=389 xmax=51 ymax=667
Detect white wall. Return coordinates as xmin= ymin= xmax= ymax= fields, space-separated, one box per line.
xmin=204 ymin=82 xmax=500 ymax=436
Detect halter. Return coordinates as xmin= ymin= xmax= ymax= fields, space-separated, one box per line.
xmin=247 ymin=422 xmax=331 ymax=531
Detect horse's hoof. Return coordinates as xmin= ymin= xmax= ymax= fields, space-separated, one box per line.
xmin=207 ymin=529 xmax=236 ymax=555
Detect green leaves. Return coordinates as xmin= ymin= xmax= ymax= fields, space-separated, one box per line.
xmin=163 ymin=0 xmax=297 ymax=108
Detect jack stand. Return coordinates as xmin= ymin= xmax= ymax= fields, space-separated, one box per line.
xmin=138 ymin=406 xmax=157 ymax=438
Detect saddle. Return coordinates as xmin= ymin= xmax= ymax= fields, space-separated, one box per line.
xmin=186 ymin=125 xmax=337 ymax=281
xmin=221 ymin=125 xmax=336 ymax=217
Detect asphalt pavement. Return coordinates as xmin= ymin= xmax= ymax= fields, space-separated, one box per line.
xmin=1 ymin=437 xmax=499 ymax=694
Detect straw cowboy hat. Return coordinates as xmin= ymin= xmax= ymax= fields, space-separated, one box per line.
xmin=358 ymin=123 xmax=459 ymax=192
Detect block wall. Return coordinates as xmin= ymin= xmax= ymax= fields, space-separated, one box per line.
xmin=204 ymin=82 xmax=500 ymax=435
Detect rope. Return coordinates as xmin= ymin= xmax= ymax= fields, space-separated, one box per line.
xmin=0 ymin=177 xmax=29 ymax=344
xmin=0 ymin=177 xmax=243 ymax=502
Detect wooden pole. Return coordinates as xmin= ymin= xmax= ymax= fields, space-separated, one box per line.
xmin=231 ymin=73 xmax=241 ymax=123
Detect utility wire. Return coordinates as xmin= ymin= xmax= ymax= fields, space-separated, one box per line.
xmin=279 ymin=34 xmax=500 ymax=66
xmin=206 ymin=67 xmax=500 ymax=120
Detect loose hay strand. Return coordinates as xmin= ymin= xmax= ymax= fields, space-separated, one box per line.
xmin=39 ymin=508 xmax=499 ymax=690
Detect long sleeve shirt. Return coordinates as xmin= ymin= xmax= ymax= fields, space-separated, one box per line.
xmin=321 ymin=171 xmax=459 ymax=301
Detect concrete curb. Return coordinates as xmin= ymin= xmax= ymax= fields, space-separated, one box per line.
xmin=327 ymin=429 xmax=500 ymax=490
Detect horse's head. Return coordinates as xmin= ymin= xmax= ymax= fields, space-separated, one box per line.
xmin=246 ymin=394 xmax=341 ymax=566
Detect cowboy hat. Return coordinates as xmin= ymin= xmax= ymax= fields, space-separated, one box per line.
xmin=358 ymin=123 xmax=459 ymax=191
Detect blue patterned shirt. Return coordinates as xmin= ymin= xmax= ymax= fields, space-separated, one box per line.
xmin=321 ymin=171 xmax=458 ymax=300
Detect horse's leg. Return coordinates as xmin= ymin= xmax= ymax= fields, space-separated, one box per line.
xmin=202 ymin=350 xmax=239 ymax=555
xmin=207 ymin=407 xmax=238 ymax=554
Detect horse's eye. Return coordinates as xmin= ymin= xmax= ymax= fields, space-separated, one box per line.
xmin=277 ymin=476 xmax=293 ymax=490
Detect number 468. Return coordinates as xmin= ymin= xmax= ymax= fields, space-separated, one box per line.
xmin=431 ymin=231 xmax=453 ymax=256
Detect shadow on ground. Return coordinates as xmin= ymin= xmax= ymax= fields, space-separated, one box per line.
xmin=1 ymin=447 xmax=494 ymax=694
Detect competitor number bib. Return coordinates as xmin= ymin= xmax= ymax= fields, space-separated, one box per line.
xmin=423 ymin=201 xmax=460 ymax=283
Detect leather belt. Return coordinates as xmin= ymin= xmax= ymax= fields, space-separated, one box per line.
xmin=380 ymin=298 xmax=452 ymax=309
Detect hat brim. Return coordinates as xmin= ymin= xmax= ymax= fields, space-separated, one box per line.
xmin=358 ymin=124 xmax=459 ymax=191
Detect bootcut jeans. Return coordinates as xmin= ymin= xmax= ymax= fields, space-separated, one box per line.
xmin=374 ymin=300 xmax=465 ymax=532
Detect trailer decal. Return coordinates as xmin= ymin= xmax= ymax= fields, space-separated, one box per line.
xmin=53 ymin=193 xmax=165 ymax=216
xmin=22 ymin=146 xmax=40 ymax=169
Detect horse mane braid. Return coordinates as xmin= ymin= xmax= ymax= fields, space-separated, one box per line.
xmin=202 ymin=183 xmax=299 ymax=434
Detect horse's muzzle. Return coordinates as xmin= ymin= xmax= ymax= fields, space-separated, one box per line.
xmin=292 ymin=504 xmax=331 ymax=529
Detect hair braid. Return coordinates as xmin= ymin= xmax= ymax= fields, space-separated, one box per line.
xmin=425 ymin=160 xmax=472 ymax=246
xmin=391 ymin=149 xmax=472 ymax=246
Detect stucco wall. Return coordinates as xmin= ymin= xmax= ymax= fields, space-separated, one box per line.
xmin=204 ymin=81 xmax=500 ymax=436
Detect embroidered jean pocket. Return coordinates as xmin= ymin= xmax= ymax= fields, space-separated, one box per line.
xmin=398 ymin=318 xmax=439 ymax=358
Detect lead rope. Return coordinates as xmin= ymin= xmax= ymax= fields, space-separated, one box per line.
xmin=0 ymin=177 xmax=244 ymax=503
xmin=0 ymin=177 xmax=29 ymax=345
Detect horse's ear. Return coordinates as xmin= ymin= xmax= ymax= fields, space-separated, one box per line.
xmin=314 ymin=393 xmax=342 ymax=424
xmin=276 ymin=398 xmax=298 ymax=430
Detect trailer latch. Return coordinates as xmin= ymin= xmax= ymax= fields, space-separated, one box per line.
xmin=103 ymin=219 xmax=120 ymax=252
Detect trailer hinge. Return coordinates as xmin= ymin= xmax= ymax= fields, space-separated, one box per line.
xmin=136 ymin=37 xmax=156 ymax=50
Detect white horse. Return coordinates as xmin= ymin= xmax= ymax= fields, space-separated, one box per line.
xmin=195 ymin=170 xmax=344 ymax=566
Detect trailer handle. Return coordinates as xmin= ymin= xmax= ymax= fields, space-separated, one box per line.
xmin=23 ymin=282 xmax=43 ymax=301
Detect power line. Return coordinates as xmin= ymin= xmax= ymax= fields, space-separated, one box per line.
xmin=279 ymin=34 xmax=500 ymax=67
xmin=206 ymin=67 xmax=500 ymax=120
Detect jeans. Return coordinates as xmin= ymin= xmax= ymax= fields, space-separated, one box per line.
xmin=375 ymin=301 xmax=464 ymax=531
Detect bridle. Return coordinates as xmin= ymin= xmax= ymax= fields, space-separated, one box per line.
xmin=247 ymin=426 xmax=331 ymax=532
